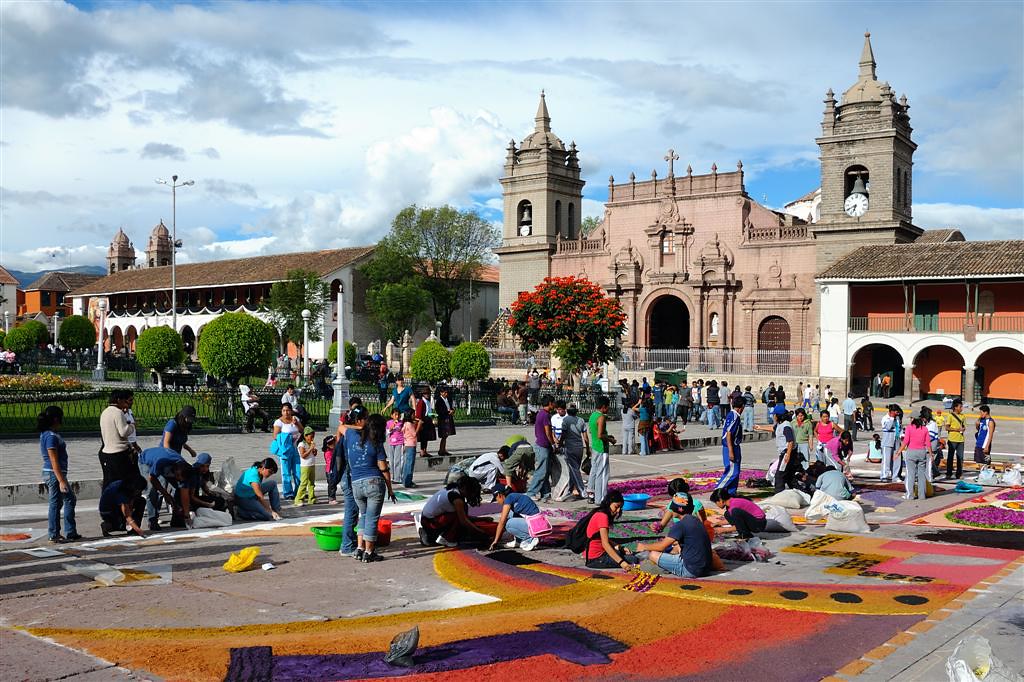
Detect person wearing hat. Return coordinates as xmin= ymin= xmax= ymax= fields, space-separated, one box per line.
xmin=294 ymin=426 xmax=319 ymax=506
xmin=162 ymin=405 xmax=198 ymax=459
xmin=487 ymin=485 xmax=542 ymax=552
xmin=182 ymin=452 xmax=227 ymax=515
xmin=636 ymin=492 xmax=712 ymax=578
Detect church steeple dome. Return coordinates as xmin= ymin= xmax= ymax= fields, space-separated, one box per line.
xmin=520 ymin=91 xmax=565 ymax=151
xmin=106 ymin=227 xmax=136 ymax=273
xmin=146 ymin=219 xmax=173 ymax=268
xmin=842 ymin=31 xmax=885 ymax=104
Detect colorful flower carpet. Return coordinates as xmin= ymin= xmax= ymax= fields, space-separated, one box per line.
xmin=21 ymin=527 xmax=1024 ymax=682
xmin=905 ymin=489 xmax=1024 ymax=532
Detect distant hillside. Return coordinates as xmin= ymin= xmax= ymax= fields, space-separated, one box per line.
xmin=8 ymin=265 xmax=107 ymax=288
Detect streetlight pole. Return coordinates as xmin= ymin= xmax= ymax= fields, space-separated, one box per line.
xmin=301 ymin=308 xmax=311 ymax=387
xmin=155 ymin=175 xmax=194 ymax=332
xmin=3 ymin=310 xmax=9 ymax=333
xmin=329 ymin=285 xmax=351 ymax=432
xmin=92 ymin=299 xmax=106 ymax=381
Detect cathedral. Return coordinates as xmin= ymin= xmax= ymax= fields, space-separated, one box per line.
xmin=495 ymin=33 xmax=927 ymax=384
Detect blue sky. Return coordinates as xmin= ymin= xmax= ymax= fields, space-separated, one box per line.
xmin=1 ymin=0 xmax=1021 ymax=271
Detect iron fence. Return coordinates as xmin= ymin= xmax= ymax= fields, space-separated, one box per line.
xmin=616 ymin=347 xmax=812 ymax=376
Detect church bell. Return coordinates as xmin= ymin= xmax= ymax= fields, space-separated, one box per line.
xmin=851 ymin=175 xmax=868 ymax=195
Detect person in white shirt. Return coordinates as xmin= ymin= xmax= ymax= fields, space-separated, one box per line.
xmin=802 ymin=385 xmax=813 ymax=409
xmin=281 ymin=385 xmax=299 ymax=410
xmin=469 ymin=448 xmax=509 ymax=492
xmin=551 ymin=401 xmax=567 ymax=442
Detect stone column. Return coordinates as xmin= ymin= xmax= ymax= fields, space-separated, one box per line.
xmin=902 ymin=364 xmax=915 ymax=405
xmin=385 ymin=341 xmax=396 ymax=373
xmin=962 ymin=365 xmax=976 ymax=403
xmin=401 ymin=330 xmax=412 ymax=375
xmin=847 ymin=363 xmax=855 ymax=398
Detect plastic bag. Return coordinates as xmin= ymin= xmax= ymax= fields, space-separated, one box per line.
xmin=976 ymin=467 xmax=999 ymax=486
xmin=761 ymin=489 xmax=810 ymax=509
xmin=824 ymin=500 xmax=871 ymax=533
xmin=946 ymin=634 xmax=1024 ymax=682
xmin=805 ymin=489 xmax=838 ymax=522
xmin=191 ymin=507 xmax=232 ymax=529
xmin=223 ymin=546 xmax=260 ymax=573
xmin=1000 ymin=467 xmax=1022 ymax=487
xmin=217 ymin=456 xmax=240 ymax=495
xmin=761 ymin=504 xmax=798 ymax=532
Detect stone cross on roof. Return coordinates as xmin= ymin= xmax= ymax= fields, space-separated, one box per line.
xmin=664 ymin=149 xmax=680 ymax=177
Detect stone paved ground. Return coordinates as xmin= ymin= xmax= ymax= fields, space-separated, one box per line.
xmin=1 ymin=409 xmax=1022 ymax=681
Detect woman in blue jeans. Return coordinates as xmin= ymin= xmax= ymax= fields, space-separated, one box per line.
xmin=343 ymin=409 xmax=397 ymax=563
xmin=233 ymin=458 xmax=282 ymax=521
xmin=38 ymin=406 xmax=80 ymax=543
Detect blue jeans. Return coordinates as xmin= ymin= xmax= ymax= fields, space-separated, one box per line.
xmin=742 ymin=407 xmax=754 ymax=432
xmin=341 ymin=470 xmax=359 ymax=553
xmin=707 ymin=407 xmax=720 ymax=429
xmin=234 ymin=480 xmax=280 ymax=521
xmin=402 ymin=446 xmax=416 ymax=487
xmin=352 ymin=476 xmax=386 ymax=542
xmin=639 ymin=426 xmax=650 ymax=456
xmin=505 ymin=516 xmax=531 ymax=542
xmin=527 ymin=445 xmax=551 ymax=497
xmin=45 ymin=471 xmax=76 ymax=539
xmin=137 ymin=461 xmax=165 ymax=524
xmin=656 ymin=551 xmax=698 ymax=578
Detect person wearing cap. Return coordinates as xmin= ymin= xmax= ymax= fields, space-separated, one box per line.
xmin=636 ymin=492 xmax=711 ymax=578
xmin=294 ymin=426 xmax=318 ymax=506
xmin=487 ymin=485 xmax=542 ymax=552
xmin=162 ymin=405 xmax=198 ymax=459
xmin=182 ymin=452 xmax=226 ymax=514
xmin=754 ymin=405 xmax=801 ymax=492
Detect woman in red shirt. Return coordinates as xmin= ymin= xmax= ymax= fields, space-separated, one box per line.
xmin=584 ymin=491 xmax=640 ymax=571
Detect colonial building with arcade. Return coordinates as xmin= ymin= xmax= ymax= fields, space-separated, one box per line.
xmin=492 ymin=34 xmax=1024 ymax=403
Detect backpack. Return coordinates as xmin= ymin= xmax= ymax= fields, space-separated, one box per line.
xmin=564 ymin=510 xmax=599 ymax=554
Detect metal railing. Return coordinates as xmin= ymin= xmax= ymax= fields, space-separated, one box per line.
xmin=486 ymin=348 xmax=552 ymax=371
xmin=616 ymin=347 xmax=812 ymax=376
xmin=849 ymin=314 xmax=1024 ymax=333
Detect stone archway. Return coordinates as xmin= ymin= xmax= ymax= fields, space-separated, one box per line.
xmin=109 ymin=326 xmax=125 ymax=354
xmin=851 ymin=343 xmax=905 ymax=398
xmin=647 ymin=295 xmax=690 ymax=349
xmin=911 ymin=344 xmax=966 ymax=402
xmin=125 ymin=326 xmax=139 ymax=354
xmin=975 ymin=346 xmax=1024 ymax=403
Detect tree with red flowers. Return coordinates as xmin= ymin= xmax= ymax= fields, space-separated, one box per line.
xmin=508 ymin=276 xmax=626 ymax=377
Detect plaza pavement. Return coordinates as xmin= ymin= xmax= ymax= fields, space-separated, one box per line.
xmin=1 ymin=409 xmax=1022 ymax=681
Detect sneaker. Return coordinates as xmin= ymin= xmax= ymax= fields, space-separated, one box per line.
xmin=65 ymin=533 xmax=83 ymax=542
xmin=100 ymin=521 xmax=112 ymax=538
xmin=418 ymin=528 xmax=435 ymax=547
xmin=148 ymin=521 xmax=162 ymax=532
xmin=354 ymin=548 xmax=365 ymax=561
xmin=502 ymin=538 xmax=518 ymax=549
xmin=338 ymin=548 xmax=356 ymax=557
xmin=519 ymin=537 xmax=540 ymax=552
xmin=361 ymin=551 xmax=383 ymax=563
xmin=294 ymin=501 xmax=304 ymax=507
xmin=404 ymin=482 xmax=417 ymax=489
xmin=48 ymin=535 xmax=65 ymax=544
xmin=531 ymin=493 xmax=543 ymax=502
xmin=328 ymin=499 xmax=339 ymax=505
xmin=436 ymin=536 xmax=458 ymax=548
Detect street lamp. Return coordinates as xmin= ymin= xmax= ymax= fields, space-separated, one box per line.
xmin=329 ymin=284 xmax=351 ymax=431
xmin=92 ymin=299 xmax=106 ymax=381
xmin=301 ymin=308 xmax=311 ymax=386
xmin=3 ymin=310 xmax=9 ymax=333
xmin=155 ymin=174 xmax=194 ymax=331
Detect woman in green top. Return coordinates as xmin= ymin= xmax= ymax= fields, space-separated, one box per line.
xmin=792 ymin=408 xmax=814 ymax=468
xmin=586 ymin=396 xmax=616 ymax=503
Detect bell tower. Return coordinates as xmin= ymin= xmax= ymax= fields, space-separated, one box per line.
xmin=495 ymin=92 xmax=585 ymax=308
xmin=813 ymin=32 xmax=921 ymax=272
xmin=146 ymin=220 xmax=173 ymax=268
xmin=106 ymin=228 xmax=136 ymax=273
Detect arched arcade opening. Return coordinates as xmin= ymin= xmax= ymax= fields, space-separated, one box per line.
xmin=647 ymin=295 xmax=690 ymax=349
xmin=912 ymin=345 xmax=966 ymax=402
xmin=851 ymin=343 xmax=904 ymax=398
xmin=976 ymin=346 xmax=1024 ymax=404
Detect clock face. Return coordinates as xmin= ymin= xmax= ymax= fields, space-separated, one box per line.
xmin=519 ymin=224 xmax=531 ymax=236
xmin=844 ymin=193 xmax=869 ymax=217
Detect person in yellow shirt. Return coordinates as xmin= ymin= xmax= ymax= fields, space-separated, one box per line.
xmin=943 ymin=399 xmax=967 ymax=479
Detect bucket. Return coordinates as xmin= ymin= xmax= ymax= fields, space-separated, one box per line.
xmin=622 ymin=493 xmax=650 ymax=511
xmin=376 ymin=519 xmax=392 ymax=547
xmin=311 ymin=526 xmax=344 ymax=551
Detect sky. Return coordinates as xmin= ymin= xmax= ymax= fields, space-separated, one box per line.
xmin=1 ymin=0 xmax=1022 ymax=272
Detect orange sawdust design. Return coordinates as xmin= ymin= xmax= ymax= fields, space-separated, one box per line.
xmin=0 ymin=533 xmax=33 ymax=541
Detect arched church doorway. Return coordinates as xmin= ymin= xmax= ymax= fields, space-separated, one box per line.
xmin=757 ymin=316 xmax=791 ymax=374
xmin=648 ymin=296 xmax=689 ymax=349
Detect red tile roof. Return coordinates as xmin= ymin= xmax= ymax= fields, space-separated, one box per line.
xmin=818 ymin=240 xmax=1024 ymax=280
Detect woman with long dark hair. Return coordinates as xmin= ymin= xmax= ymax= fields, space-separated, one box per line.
xmin=163 ymin=405 xmax=198 ymax=458
xmin=344 ymin=411 xmax=397 ymax=562
xmin=233 ymin=458 xmax=282 ymax=521
xmin=39 ymin=406 xmax=80 ymax=543
xmin=583 ymin=491 xmax=640 ymax=571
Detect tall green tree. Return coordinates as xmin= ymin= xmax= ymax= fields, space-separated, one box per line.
xmin=366 ymin=282 xmax=432 ymax=344
xmin=136 ymin=326 xmax=185 ymax=391
xmin=263 ymin=269 xmax=330 ymax=354
xmin=581 ymin=215 xmax=602 ymax=237
xmin=58 ymin=315 xmax=96 ymax=369
xmin=363 ymin=205 xmax=499 ymax=345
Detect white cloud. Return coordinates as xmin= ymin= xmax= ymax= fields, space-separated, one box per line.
xmin=914 ymin=203 xmax=1024 ymax=241
xmin=197 ymin=236 xmax=279 ymax=261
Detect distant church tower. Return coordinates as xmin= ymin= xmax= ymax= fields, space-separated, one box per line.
xmin=495 ymin=92 xmax=585 ymax=308
xmin=146 ymin=220 xmax=173 ymax=268
xmin=107 ymin=228 xmax=136 ymax=273
xmin=813 ymin=32 xmax=921 ymax=271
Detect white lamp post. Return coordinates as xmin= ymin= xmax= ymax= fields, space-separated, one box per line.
xmin=329 ymin=285 xmax=351 ymax=431
xmin=155 ymin=175 xmax=194 ymax=331
xmin=3 ymin=310 xmax=9 ymax=333
xmin=92 ymin=299 xmax=107 ymax=381
xmin=301 ymin=308 xmax=311 ymax=387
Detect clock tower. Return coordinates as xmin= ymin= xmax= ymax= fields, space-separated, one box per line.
xmin=495 ymin=92 xmax=585 ymax=308
xmin=813 ymin=32 xmax=921 ymax=272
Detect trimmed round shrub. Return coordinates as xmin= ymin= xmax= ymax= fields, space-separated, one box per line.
xmin=197 ymin=312 xmax=275 ymax=384
xmin=136 ymin=326 xmax=185 ymax=374
xmin=58 ymin=314 xmax=96 ymax=352
xmin=3 ymin=325 xmax=37 ymax=354
xmin=327 ymin=341 xmax=357 ymax=367
xmin=410 ymin=340 xmax=451 ymax=384
xmin=450 ymin=341 xmax=490 ymax=382
xmin=21 ymin=319 xmax=49 ymax=347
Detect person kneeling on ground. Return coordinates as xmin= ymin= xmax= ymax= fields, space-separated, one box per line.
xmin=419 ymin=477 xmax=491 ymax=548
xmin=184 ymin=452 xmax=228 ymax=514
xmin=233 ymin=458 xmax=283 ymax=521
xmin=488 ymin=485 xmax=542 ymax=552
xmin=99 ymin=477 xmax=147 ymax=538
xmin=812 ymin=461 xmax=854 ymax=500
xmin=636 ymin=492 xmax=712 ymax=579
xmin=584 ymin=491 xmax=641 ymax=571
xmin=710 ymin=489 xmax=766 ymax=540
xmin=654 ymin=478 xmax=707 ymax=532
xmin=468 ymin=446 xmax=510 ymax=492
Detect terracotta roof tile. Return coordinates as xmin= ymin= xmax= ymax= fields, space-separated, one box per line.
xmin=475 ymin=265 xmax=500 ymax=284
xmin=817 ymin=240 xmax=1024 ymax=280
xmin=0 ymin=265 xmax=18 ymax=286
xmin=25 ymin=272 xmax=102 ymax=292
xmin=71 ymin=247 xmax=375 ymax=296
xmin=915 ymin=228 xmax=966 ymax=244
